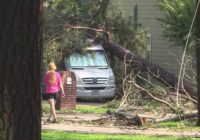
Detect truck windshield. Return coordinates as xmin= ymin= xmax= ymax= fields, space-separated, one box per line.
xmin=67 ymin=50 xmax=109 ymax=67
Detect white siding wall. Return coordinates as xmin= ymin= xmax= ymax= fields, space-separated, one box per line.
xmin=110 ymin=0 xmax=183 ymax=75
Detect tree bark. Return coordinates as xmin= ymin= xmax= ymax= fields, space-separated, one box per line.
xmin=0 ymin=1 xmax=43 ymax=140
xmin=102 ymin=41 xmax=197 ymax=99
xmin=106 ymin=110 xmax=146 ymax=126
xmin=155 ymin=112 xmax=198 ymax=122
xmin=196 ymin=0 xmax=200 ymax=126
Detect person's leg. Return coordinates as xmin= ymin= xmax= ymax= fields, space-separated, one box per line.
xmin=45 ymin=94 xmax=52 ymax=122
xmin=48 ymin=98 xmax=57 ymax=121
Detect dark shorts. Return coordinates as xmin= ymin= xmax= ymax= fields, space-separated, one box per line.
xmin=43 ymin=92 xmax=59 ymax=100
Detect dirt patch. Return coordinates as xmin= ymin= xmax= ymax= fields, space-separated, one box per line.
xmin=42 ymin=112 xmax=200 ymax=137
xmin=41 ymin=101 xmax=200 ymax=137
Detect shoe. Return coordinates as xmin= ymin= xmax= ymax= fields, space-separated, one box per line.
xmin=46 ymin=118 xmax=51 ymax=122
xmin=52 ymin=119 xmax=59 ymax=123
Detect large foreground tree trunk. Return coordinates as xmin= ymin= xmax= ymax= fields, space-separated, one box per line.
xmin=103 ymin=41 xmax=197 ymax=99
xmin=0 ymin=1 xmax=43 ymax=140
xmin=196 ymin=0 xmax=200 ymax=126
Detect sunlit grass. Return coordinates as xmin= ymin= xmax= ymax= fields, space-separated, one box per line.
xmin=42 ymin=101 xmax=200 ymax=132
xmin=42 ymin=130 xmax=199 ymax=140
xmin=145 ymin=120 xmax=200 ymax=132
xmin=75 ymin=104 xmax=112 ymax=113
xmin=42 ymin=101 xmax=116 ymax=114
xmin=159 ymin=120 xmax=200 ymax=131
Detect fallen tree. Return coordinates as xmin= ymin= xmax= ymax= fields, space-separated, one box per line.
xmin=63 ymin=25 xmax=198 ymax=123
xmin=102 ymin=41 xmax=197 ymax=100
xmin=154 ymin=111 xmax=198 ymax=122
xmin=106 ymin=109 xmax=146 ymax=126
xmin=64 ymin=25 xmax=197 ymax=99
xmin=106 ymin=109 xmax=198 ymax=125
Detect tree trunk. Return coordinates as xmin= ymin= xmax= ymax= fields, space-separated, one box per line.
xmin=155 ymin=111 xmax=198 ymax=122
xmin=196 ymin=0 xmax=200 ymax=126
xmin=103 ymin=41 xmax=197 ymax=99
xmin=0 ymin=1 xmax=43 ymax=140
xmin=106 ymin=110 xmax=146 ymax=126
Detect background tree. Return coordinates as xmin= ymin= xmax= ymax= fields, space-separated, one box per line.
xmin=43 ymin=0 xmax=147 ymax=97
xmin=159 ymin=0 xmax=200 ymax=123
xmin=0 ymin=0 xmax=42 ymax=140
xmin=159 ymin=0 xmax=196 ymax=48
xmin=159 ymin=0 xmax=198 ymax=96
xmin=43 ymin=0 xmax=147 ymax=64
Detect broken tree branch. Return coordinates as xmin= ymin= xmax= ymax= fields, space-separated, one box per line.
xmin=155 ymin=111 xmax=198 ymax=122
xmin=106 ymin=109 xmax=146 ymax=126
xmin=102 ymin=41 xmax=197 ymax=99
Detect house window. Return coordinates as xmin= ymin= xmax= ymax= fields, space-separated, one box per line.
xmin=145 ymin=34 xmax=152 ymax=62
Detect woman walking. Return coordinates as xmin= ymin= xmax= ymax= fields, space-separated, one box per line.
xmin=44 ymin=62 xmax=65 ymax=123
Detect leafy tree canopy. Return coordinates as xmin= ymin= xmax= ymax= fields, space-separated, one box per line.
xmin=43 ymin=0 xmax=147 ymax=67
xmin=159 ymin=0 xmax=196 ymax=49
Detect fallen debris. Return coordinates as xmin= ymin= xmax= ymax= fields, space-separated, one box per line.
xmin=106 ymin=109 xmax=146 ymax=126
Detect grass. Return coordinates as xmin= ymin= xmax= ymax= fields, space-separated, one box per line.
xmin=42 ymin=101 xmax=50 ymax=115
xmin=42 ymin=101 xmax=200 ymax=139
xmin=144 ymin=119 xmax=200 ymax=132
xmin=42 ymin=130 xmax=200 ymax=140
xmin=157 ymin=121 xmax=200 ymax=131
xmin=75 ymin=105 xmax=109 ymax=113
xmin=70 ymin=100 xmax=119 ymax=113
xmin=42 ymin=100 xmax=117 ymax=114
xmin=42 ymin=101 xmax=200 ymax=132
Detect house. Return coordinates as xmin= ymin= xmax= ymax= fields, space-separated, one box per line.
xmin=110 ymin=0 xmax=183 ymax=75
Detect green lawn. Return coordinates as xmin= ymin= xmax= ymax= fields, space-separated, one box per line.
xmin=42 ymin=101 xmax=200 ymax=132
xmin=42 ymin=101 xmax=200 ymax=139
xmin=145 ymin=120 xmax=200 ymax=132
xmin=74 ymin=104 xmax=112 ymax=113
xmin=42 ymin=131 xmax=200 ymax=140
xmin=42 ymin=101 xmax=117 ymax=114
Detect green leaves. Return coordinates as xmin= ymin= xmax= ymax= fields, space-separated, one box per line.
xmin=43 ymin=0 xmax=147 ymax=69
xmin=158 ymin=0 xmax=196 ymax=48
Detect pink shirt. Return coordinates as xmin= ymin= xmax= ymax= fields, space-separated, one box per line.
xmin=44 ymin=71 xmax=62 ymax=94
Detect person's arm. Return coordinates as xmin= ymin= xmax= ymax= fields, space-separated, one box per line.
xmin=60 ymin=84 xmax=65 ymax=97
xmin=58 ymin=73 xmax=65 ymax=97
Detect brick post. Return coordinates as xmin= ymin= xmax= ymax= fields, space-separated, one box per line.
xmin=56 ymin=71 xmax=76 ymax=110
